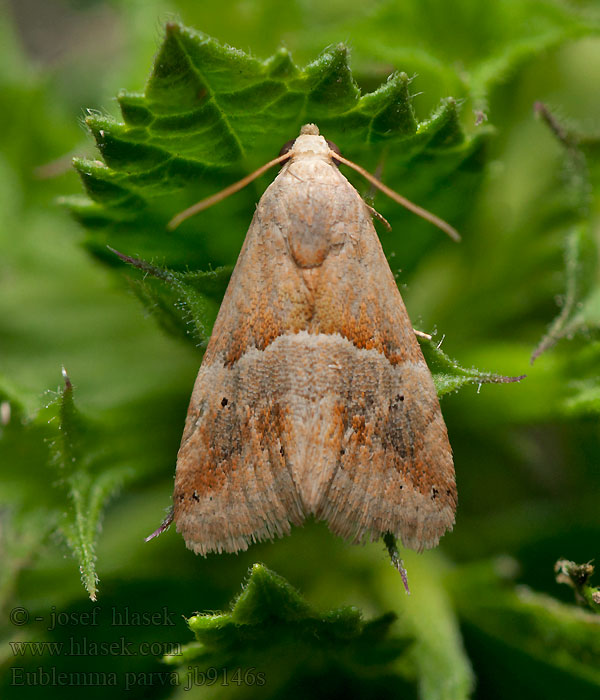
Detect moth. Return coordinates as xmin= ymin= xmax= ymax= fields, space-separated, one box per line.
xmin=150 ymin=124 xmax=457 ymax=582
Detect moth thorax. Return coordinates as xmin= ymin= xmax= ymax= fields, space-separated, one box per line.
xmin=292 ymin=134 xmax=331 ymax=157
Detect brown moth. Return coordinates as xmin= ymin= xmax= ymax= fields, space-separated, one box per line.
xmin=162 ymin=124 xmax=457 ymax=563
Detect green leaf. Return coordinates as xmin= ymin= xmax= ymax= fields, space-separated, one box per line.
xmin=531 ymin=105 xmax=600 ymax=364
xmin=43 ymin=371 xmax=133 ymax=601
xmin=419 ymin=335 xmax=525 ymax=397
xmin=0 ymin=508 xmax=55 ymax=613
xmin=165 ymin=564 xmax=412 ymax=695
xmin=330 ymin=0 xmax=600 ymax=110
xmin=378 ymin=551 xmax=475 ymax=700
xmin=0 ymin=380 xmax=59 ymax=607
xmin=531 ymin=219 xmax=600 ymax=361
xmin=520 ymin=104 xmax=600 ymax=418
xmin=446 ymin=558 xmax=600 ymax=697
xmin=109 ymin=247 xmax=230 ymax=345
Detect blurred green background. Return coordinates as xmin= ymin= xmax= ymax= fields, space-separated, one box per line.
xmin=1 ymin=0 xmax=599 ymax=698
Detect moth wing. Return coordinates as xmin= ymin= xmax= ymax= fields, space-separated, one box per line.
xmin=174 ymin=181 xmax=311 ymax=555
xmin=294 ymin=172 xmax=457 ymax=551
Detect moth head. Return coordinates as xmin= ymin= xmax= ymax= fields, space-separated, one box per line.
xmin=169 ymin=124 xmax=459 ymax=241
xmin=279 ymin=124 xmax=341 ymax=166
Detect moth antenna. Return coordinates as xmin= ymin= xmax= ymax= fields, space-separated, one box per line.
xmin=168 ymin=152 xmax=292 ymax=230
xmin=332 ymin=152 xmax=461 ymax=242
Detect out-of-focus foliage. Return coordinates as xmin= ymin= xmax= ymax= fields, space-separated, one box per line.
xmin=163 ymin=564 xmax=413 ymax=697
xmin=1 ymin=1 xmax=600 ymax=698
xmin=555 ymin=559 xmax=600 ymax=612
